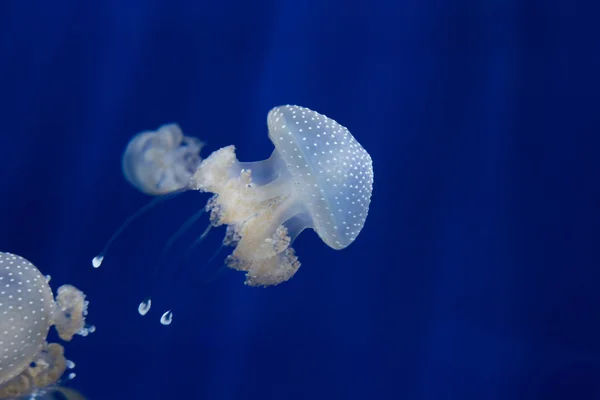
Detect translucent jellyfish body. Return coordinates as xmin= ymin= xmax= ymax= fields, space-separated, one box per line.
xmin=190 ymin=105 xmax=374 ymax=286
xmin=122 ymin=123 xmax=205 ymax=195
xmin=0 ymin=252 xmax=91 ymax=399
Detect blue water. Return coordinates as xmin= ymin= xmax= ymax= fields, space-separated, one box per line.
xmin=0 ymin=1 xmax=599 ymax=399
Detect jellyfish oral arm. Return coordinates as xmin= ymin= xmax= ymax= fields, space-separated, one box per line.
xmin=190 ymin=145 xmax=313 ymax=286
xmin=52 ymin=285 xmax=89 ymax=341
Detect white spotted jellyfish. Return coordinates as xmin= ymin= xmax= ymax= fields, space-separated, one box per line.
xmin=0 ymin=252 xmax=93 ymax=399
xmin=94 ymin=105 xmax=374 ymax=324
xmin=122 ymin=123 xmax=205 ymax=195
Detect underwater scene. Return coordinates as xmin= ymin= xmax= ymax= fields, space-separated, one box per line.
xmin=0 ymin=1 xmax=598 ymax=399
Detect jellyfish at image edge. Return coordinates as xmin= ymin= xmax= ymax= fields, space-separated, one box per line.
xmin=94 ymin=105 xmax=373 ymax=322
xmin=122 ymin=123 xmax=205 ymax=195
xmin=0 ymin=252 xmax=94 ymax=399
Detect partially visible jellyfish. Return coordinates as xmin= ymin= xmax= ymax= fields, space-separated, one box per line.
xmin=95 ymin=105 xmax=373 ymax=322
xmin=122 ymin=123 xmax=205 ymax=195
xmin=0 ymin=252 xmax=93 ymax=399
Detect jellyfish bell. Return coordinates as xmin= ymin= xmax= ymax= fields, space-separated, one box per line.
xmin=122 ymin=123 xmax=205 ymax=196
xmin=0 ymin=252 xmax=93 ymax=399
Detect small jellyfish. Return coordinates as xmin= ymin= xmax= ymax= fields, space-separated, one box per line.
xmin=95 ymin=105 xmax=373 ymax=322
xmin=122 ymin=123 xmax=205 ymax=195
xmin=0 ymin=252 xmax=92 ymax=399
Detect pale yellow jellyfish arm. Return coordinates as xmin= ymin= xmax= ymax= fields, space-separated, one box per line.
xmin=0 ymin=343 xmax=67 ymax=399
xmin=52 ymin=285 xmax=89 ymax=341
xmin=0 ymin=342 xmax=69 ymax=399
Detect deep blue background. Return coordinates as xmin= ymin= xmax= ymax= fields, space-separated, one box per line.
xmin=0 ymin=1 xmax=599 ymax=399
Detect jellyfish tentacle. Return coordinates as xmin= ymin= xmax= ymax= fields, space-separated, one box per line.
xmin=194 ymin=244 xmax=227 ymax=284
xmin=92 ymin=190 xmax=183 ymax=269
xmin=139 ymin=207 xmax=208 ymax=309
xmin=157 ymin=207 xmax=206 ymax=269
xmin=171 ymin=223 xmax=213 ymax=282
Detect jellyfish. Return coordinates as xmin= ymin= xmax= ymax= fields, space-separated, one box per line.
xmin=188 ymin=104 xmax=374 ymax=286
xmin=95 ymin=105 xmax=373 ymax=322
xmin=0 ymin=252 xmax=93 ymax=399
xmin=122 ymin=123 xmax=205 ymax=195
